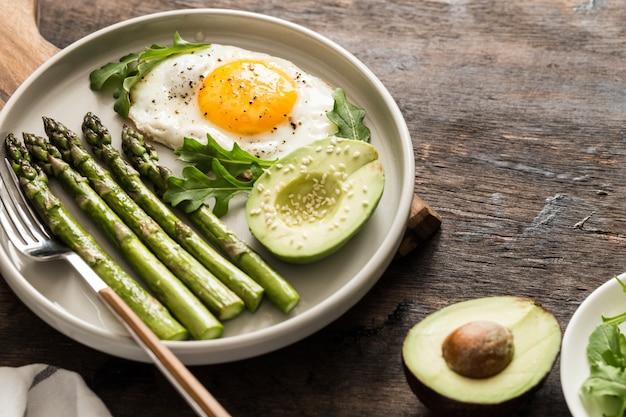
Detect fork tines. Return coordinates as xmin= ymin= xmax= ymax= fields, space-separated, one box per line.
xmin=0 ymin=151 xmax=54 ymax=255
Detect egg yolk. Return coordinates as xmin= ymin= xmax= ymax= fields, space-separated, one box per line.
xmin=198 ymin=60 xmax=297 ymax=135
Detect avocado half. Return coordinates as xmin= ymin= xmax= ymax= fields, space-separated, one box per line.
xmin=246 ymin=136 xmax=384 ymax=264
xmin=402 ymin=296 xmax=561 ymax=417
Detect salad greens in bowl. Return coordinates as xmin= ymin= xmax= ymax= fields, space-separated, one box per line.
xmin=561 ymin=272 xmax=626 ymax=417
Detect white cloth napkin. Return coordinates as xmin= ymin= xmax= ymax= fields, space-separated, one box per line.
xmin=0 ymin=364 xmax=113 ymax=417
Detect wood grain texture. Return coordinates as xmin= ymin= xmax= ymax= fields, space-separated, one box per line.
xmin=1 ymin=0 xmax=625 ymax=416
xmin=0 ymin=0 xmax=57 ymax=105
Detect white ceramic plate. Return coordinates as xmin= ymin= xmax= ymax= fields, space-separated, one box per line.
xmin=560 ymin=271 xmax=626 ymax=416
xmin=0 ymin=9 xmax=414 ymax=364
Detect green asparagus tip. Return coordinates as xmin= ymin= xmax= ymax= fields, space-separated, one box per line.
xmin=122 ymin=124 xmax=153 ymax=159
xmin=82 ymin=112 xmax=113 ymax=148
xmin=42 ymin=116 xmax=82 ymax=152
xmin=5 ymin=133 xmax=24 ymax=170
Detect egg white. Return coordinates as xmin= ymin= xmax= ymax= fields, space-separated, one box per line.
xmin=127 ymin=43 xmax=338 ymax=159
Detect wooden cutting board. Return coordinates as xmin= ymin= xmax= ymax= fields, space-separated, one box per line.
xmin=0 ymin=0 xmax=441 ymax=257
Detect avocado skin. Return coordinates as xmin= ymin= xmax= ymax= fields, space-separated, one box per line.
xmin=402 ymin=358 xmax=553 ymax=417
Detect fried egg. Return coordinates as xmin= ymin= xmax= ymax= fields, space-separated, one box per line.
xmin=128 ymin=44 xmax=338 ymax=159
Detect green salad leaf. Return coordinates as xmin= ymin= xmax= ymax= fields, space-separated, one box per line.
xmin=163 ymin=136 xmax=274 ymax=217
xmin=586 ymin=323 xmax=626 ymax=370
xmin=174 ymin=136 xmax=274 ymax=179
xmin=89 ymin=32 xmax=210 ymax=117
xmin=327 ymin=88 xmax=371 ymax=142
xmin=582 ymin=277 xmax=626 ymax=417
xmin=165 ymin=161 xmax=252 ymax=218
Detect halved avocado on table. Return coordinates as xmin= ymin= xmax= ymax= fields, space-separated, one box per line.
xmin=402 ymin=296 xmax=562 ymax=417
xmin=246 ymin=136 xmax=384 ymax=264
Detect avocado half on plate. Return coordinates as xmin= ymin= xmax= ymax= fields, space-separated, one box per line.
xmin=246 ymin=136 xmax=384 ymax=264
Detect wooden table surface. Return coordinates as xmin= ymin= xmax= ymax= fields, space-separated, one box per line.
xmin=2 ymin=0 xmax=625 ymax=416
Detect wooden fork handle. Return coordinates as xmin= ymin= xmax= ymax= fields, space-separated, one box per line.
xmin=99 ymin=287 xmax=232 ymax=417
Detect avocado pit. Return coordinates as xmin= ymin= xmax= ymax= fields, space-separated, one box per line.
xmin=442 ymin=320 xmax=514 ymax=379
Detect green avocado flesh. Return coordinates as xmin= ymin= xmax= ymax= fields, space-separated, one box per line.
xmin=246 ymin=136 xmax=385 ymax=264
xmin=402 ymin=296 xmax=561 ymax=413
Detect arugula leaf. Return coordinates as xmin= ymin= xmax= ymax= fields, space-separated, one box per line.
xmin=89 ymin=53 xmax=138 ymax=90
xmin=163 ymin=136 xmax=273 ymax=217
xmin=326 ymin=88 xmax=371 ymax=142
xmin=175 ymin=135 xmax=275 ymax=178
xmin=89 ymin=32 xmax=210 ymax=117
xmin=164 ymin=160 xmax=253 ymax=218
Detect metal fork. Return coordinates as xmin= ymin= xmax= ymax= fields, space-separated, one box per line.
xmin=0 ymin=157 xmax=231 ymax=417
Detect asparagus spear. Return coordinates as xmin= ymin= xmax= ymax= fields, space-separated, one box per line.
xmin=22 ymin=132 xmax=224 ymax=339
xmin=4 ymin=133 xmax=189 ymax=341
xmin=40 ymin=117 xmax=244 ymax=320
xmin=122 ymin=126 xmax=300 ymax=314
xmin=81 ymin=112 xmax=264 ymax=312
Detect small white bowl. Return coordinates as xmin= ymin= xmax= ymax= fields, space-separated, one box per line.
xmin=561 ymin=271 xmax=626 ymax=416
